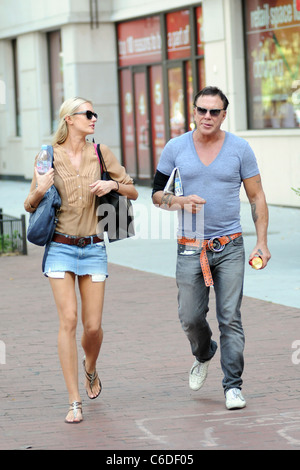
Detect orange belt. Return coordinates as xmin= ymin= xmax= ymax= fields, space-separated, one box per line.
xmin=178 ymin=233 xmax=242 ymax=287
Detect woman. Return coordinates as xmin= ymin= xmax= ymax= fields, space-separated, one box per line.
xmin=24 ymin=97 xmax=138 ymax=423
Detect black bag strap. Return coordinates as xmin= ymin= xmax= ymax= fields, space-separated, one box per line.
xmin=94 ymin=143 xmax=116 ymax=184
xmin=98 ymin=144 xmax=107 ymax=172
xmin=94 ymin=143 xmax=106 ymax=174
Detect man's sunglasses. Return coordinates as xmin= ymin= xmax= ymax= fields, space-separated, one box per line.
xmin=195 ymin=106 xmax=225 ymax=117
xmin=71 ymin=110 xmax=98 ymax=120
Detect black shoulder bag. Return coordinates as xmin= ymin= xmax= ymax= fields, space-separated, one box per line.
xmin=94 ymin=144 xmax=135 ymax=242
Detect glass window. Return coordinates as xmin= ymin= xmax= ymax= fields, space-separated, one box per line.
xmin=168 ymin=67 xmax=185 ymax=138
xmin=150 ymin=65 xmax=166 ymax=170
xmin=134 ymin=71 xmax=151 ymax=178
xmin=47 ymin=31 xmax=64 ymax=133
xmin=196 ymin=5 xmax=205 ymax=57
xmin=244 ymin=0 xmax=300 ymax=129
xmin=185 ymin=61 xmax=195 ymax=131
xmin=119 ymin=69 xmax=136 ymax=177
xmin=197 ymin=59 xmax=206 ymax=90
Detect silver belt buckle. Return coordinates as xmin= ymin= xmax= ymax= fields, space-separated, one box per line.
xmin=208 ymin=237 xmax=225 ymax=252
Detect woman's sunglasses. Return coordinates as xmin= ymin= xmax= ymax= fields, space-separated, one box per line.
xmin=71 ymin=110 xmax=98 ymax=120
xmin=195 ymin=106 xmax=225 ymax=117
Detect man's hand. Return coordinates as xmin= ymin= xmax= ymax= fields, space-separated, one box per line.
xmin=249 ymin=245 xmax=271 ymax=269
xmin=181 ymin=194 xmax=206 ymax=213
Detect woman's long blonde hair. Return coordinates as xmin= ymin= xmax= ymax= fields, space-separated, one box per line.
xmin=52 ymin=97 xmax=93 ymax=145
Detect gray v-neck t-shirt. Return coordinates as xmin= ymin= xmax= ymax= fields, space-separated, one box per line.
xmin=157 ymin=131 xmax=259 ymax=239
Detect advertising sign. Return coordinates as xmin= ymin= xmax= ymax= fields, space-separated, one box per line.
xmin=117 ymin=17 xmax=162 ymax=67
xmin=245 ymin=0 xmax=300 ymax=128
xmin=166 ymin=10 xmax=191 ymax=60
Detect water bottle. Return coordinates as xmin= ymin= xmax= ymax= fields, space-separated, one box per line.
xmin=36 ymin=145 xmax=52 ymax=175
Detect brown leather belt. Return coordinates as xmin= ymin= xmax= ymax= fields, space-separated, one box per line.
xmin=52 ymin=233 xmax=104 ymax=247
xmin=178 ymin=233 xmax=242 ymax=287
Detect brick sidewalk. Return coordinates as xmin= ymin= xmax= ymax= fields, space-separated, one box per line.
xmin=0 ymin=245 xmax=300 ymax=451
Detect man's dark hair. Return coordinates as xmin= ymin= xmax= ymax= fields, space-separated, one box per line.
xmin=193 ymin=86 xmax=229 ymax=110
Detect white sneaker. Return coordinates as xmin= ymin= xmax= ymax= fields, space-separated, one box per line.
xmin=225 ymin=388 xmax=246 ymax=410
xmin=189 ymin=359 xmax=210 ymax=391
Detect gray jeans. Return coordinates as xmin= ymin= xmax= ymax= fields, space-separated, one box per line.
xmin=176 ymin=236 xmax=245 ymax=392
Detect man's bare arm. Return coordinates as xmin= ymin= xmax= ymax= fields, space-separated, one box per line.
xmin=152 ymin=190 xmax=206 ymax=213
xmin=243 ymin=174 xmax=271 ymax=267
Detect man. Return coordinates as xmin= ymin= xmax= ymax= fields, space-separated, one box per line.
xmin=152 ymin=86 xmax=271 ymax=410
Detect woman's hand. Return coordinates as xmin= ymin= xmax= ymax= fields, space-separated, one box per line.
xmin=35 ymin=168 xmax=54 ymax=194
xmin=89 ymin=179 xmax=118 ymax=197
xmin=25 ymin=168 xmax=54 ymax=210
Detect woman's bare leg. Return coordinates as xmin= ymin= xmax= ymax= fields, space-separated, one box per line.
xmin=49 ymin=273 xmax=82 ymax=422
xmin=79 ymin=275 xmax=105 ymax=398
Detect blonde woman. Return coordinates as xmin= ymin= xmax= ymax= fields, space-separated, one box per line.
xmin=24 ymin=97 xmax=138 ymax=423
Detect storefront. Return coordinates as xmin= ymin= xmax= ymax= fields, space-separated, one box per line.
xmin=0 ymin=0 xmax=299 ymax=206
xmin=117 ymin=6 xmax=205 ymax=183
xmin=244 ymin=0 xmax=300 ymax=129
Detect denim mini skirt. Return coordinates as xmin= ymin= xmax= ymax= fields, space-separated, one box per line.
xmin=44 ymin=240 xmax=108 ymax=278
